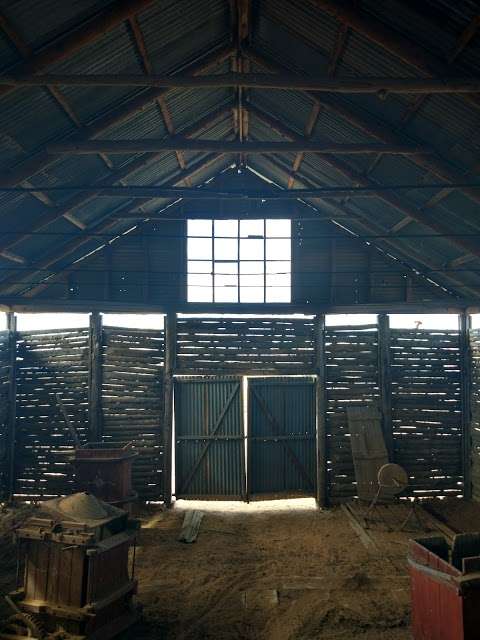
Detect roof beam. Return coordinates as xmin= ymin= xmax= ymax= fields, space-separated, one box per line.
xmin=0 ymin=154 xmax=226 ymax=297
xmin=0 ymin=107 xmax=231 ymax=257
xmin=309 ymin=0 xmax=480 ymax=110
xmin=128 ymin=15 xmax=189 ymax=176
xmin=47 ymin=139 xmax=429 ymax=155
xmin=0 ymin=0 xmax=156 ymax=99
xmin=244 ymin=49 xmax=480 ymax=210
xmin=3 ymin=73 xmax=480 ymax=93
xmin=3 ymin=182 xmax=480 ymax=200
xmin=249 ymin=105 xmax=480 ymax=263
xmin=0 ymin=45 xmax=235 ymax=188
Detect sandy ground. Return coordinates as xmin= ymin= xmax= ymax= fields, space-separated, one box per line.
xmin=3 ymin=497 xmax=480 ymax=639
xmin=125 ymin=499 xmax=413 ymax=640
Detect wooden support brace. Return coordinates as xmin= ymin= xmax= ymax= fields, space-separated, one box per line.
xmin=6 ymin=312 xmax=17 ymax=501
xmin=315 ymin=314 xmax=328 ymax=507
xmin=163 ymin=311 xmax=176 ymax=507
xmin=378 ymin=314 xmax=393 ymax=460
xmin=88 ymin=312 xmax=103 ymax=442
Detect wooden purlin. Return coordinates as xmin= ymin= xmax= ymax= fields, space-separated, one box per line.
xmin=14 ymin=328 xmax=90 ymax=499
xmin=324 ymin=325 xmax=380 ymax=501
xmin=390 ymin=328 xmax=463 ymax=498
xmin=175 ymin=317 xmax=316 ymax=374
xmin=101 ymin=325 xmax=164 ymax=501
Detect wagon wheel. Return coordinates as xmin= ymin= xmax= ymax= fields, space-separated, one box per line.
xmin=0 ymin=612 xmax=45 ymax=638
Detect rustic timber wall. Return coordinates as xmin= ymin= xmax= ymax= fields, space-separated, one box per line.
xmin=471 ymin=329 xmax=480 ymax=500
xmin=14 ymin=328 xmax=90 ymax=499
xmin=102 ymin=326 xmax=164 ymax=500
xmin=176 ymin=316 xmax=316 ymax=374
xmin=325 ymin=325 xmax=380 ymax=501
xmin=0 ymin=313 xmax=471 ymax=504
xmin=390 ymin=328 xmax=463 ymax=498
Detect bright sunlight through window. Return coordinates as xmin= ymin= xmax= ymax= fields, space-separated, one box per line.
xmin=187 ymin=219 xmax=291 ymax=303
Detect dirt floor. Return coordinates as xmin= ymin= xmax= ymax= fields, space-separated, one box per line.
xmin=126 ymin=499 xmax=414 ymax=640
xmin=2 ymin=497 xmax=480 ymax=639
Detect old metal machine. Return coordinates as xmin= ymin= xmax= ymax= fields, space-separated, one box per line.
xmin=0 ymin=492 xmax=140 ymax=640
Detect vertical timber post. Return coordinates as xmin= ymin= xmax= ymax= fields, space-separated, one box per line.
xmin=315 ymin=314 xmax=328 ymax=507
xmin=460 ymin=312 xmax=472 ymax=500
xmin=378 ymin=314 xmax=393 ymax=459
xmin=88 ymin=312 xmax=103 ymax=442
xmin=163 ymin=312 xmax=176 ymax=507
xmin=6 ymin=312 xmax=17 ymax=501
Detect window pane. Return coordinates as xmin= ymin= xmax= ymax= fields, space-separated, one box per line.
xmin=240 ymin=260 xmax=264 ymax=302
xmin=188 ymin=236 xmax=212 ymax=260
xmin=188 ymin=260 xmax=211 ymax=274
xmin=266 ymin=219 xmax=290 ymax=238
xmin=240 ymin=219 xmax=264 ymax=238
xmin=240 ymin=238 xmax=264 ymax=260
xmin=240 ymin=261 xmax=264 ymax=276
xmin=215 ymin=261 xmax=237 ymax=275
xmin=266 ymin=286 xmax=290 ymax=303
xmin=266 ymin=238 xmax=291 ymax=260
xmin=188 ymin=269 xmax=212 ymax=302
xmin=214 ymin=238 xmax=238 ymax=260
xmin=188 ymin=219 xmax=212 ymax=237
xmin=214 ymin=219 xmax=238 ymax=237
xmin=266 ymin=261 xmax=290 ymax=275
xmin=266 ymin=271 xmax=290 ymax=289
xmin=240 ymin=282 xmax=264 ymax=302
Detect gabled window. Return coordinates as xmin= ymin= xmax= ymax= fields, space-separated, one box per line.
xmin=187 ymin=219 xmax=291 ymax=303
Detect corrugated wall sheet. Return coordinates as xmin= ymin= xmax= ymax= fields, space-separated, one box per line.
xmin=174 ymin=377 xmax=245 ymax=499
xmin=248 ymin=377 xmax=316 ymax=497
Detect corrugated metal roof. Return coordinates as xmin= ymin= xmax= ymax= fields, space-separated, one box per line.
xmin=0 ymin=0 xmax=478 ymax=303
xmin=0 ymin=0 xmax=111 ymax=51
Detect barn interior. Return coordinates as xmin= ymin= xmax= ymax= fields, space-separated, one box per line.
xmin=0 ymin=1 xmax=480 ymax=639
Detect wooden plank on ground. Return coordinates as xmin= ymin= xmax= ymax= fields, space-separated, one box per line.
xmin=178 ymin=510 xmax=204 ymax=543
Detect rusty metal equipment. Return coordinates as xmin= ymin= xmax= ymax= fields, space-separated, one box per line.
xmin=0 ymin=492 xmax=140 ymax=640
xmin=73 ymin=444 xmax=138 ymax=507
xmin=409 ymin=534 xmax=480 ymax=639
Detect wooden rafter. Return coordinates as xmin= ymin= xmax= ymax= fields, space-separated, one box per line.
xmin=288 ymin=16 xmax=349 ymax=188
xmin=128 ymin=15 xmax=190 ymax=179
xmin=0 ymin=107 xmax=231 ymax=259
xmin=249 ymin=104 xmax=480 ymax=263
xmin=243 ymin=48 xmax=480 ymax=211
xmin=0 ymin=0 xmax=156 ymax=100
xmin=0 ymin=45 xmax=235 ymax=189
xmin=309 ymin=0 xmax=480 ymax=110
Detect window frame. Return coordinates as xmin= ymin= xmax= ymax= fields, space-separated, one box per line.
xmin=186 ymin=218 xmax=292 ymax=304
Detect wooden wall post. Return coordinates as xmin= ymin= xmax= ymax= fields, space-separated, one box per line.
xmin=315 ymin=314 xmax=328 ymax=507
xmin=6 ymin=312 xmax=17 ymax=501
xmin=88 ymin=312 xmax=103 ymax=442
xmin=460 ymin=311 xmax=472 ymax=500
xmin=378 ymin=314 xmax=393 ymax=459
xmin=163 ymin=311 xmax=176 ymax=507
